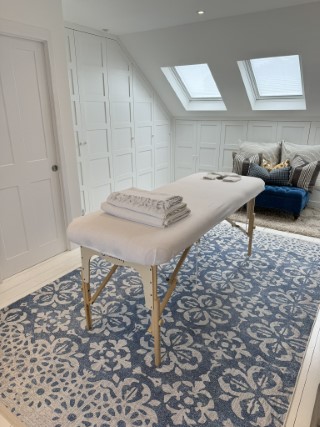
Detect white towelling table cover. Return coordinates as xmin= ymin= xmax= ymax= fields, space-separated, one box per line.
xmin=67 ymin=173 xmax=264 ymax=266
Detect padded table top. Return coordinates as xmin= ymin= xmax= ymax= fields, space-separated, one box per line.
xmin=67 ymin=173 xmax=264 ymax=266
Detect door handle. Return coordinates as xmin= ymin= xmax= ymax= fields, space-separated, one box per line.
xmin=52 ymin=165 xmax=58 ymax=172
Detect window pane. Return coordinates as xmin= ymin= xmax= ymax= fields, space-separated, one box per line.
xmin=174 ymin=64 xmax=221 ymax=98
xmin=250 ymin=55 xmax=303 ymax=97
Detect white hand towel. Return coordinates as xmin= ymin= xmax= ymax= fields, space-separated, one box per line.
xmin=106 ymin=188 xmax=183 ymax=216
xmin=101 ymin=201 xmax=191 ymax=228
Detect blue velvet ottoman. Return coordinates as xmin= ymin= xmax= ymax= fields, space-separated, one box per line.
xmin=255 ymin=185 xmax=310 ymax=219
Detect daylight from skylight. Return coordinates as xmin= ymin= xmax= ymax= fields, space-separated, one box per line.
xmin=249 ymin=55 xmax=303 ymax=97
xmin=174 ymin=64 xmax=221 ymax=99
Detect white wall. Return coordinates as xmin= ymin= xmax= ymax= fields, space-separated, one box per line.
xmin=120 ymin=2 xmax=320 ymax=121
xmin=0 ymin=0 xmax=81 ymax=225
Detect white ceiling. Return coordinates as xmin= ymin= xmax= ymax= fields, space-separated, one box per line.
xmin=61 ymin=0 xmax=319 ymax=35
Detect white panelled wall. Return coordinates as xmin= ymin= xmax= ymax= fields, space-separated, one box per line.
xmin=175 ymin=120 xmax=320 ymax=208
xmin=65 ymin=26 xmax=320 ymax=214
xmin=65 ymin=26 xmax=172 ymax=214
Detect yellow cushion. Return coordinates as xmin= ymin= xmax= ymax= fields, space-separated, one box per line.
xmin=263 ymin=158 xmax=290 ymax=171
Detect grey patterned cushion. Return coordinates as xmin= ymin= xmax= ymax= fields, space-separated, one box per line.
xmin=281 ymin=141 xmax=320 ymax=189
xmin=232 ymin=152 xmax=262 ymax=176
xmin=289 ymin=155 xmax=320 ymax=191
xmin=248 ymin=163 xmax=291 ymax=186
xmin=239 ymin=141 xmax=281 ymax=166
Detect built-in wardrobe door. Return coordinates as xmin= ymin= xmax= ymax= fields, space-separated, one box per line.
xmin=196 ymin=122 xmax=221 ymax=172
xmin=175 ymin=121 xmax=222 ymax=179
xmin=309 ymin=122 xmax=320 ymax=145
xmin=74 ymin=31 xmax=113 ymax=213
xmin=154 ymin=100 xmax=171 ymax=187
xmin=276 ymin=122 xmax=311 ymax=144
xmin=107 ymin=39 xmax=135 ymax=191
xmin=133 ymin=69 xmax=154 ymax=190
xmin=219 ymin=121 xmax=247 ymax=171
xmin=175 ymin=121 xmax=197 ymax=179
xmin=0 ymin=35 xmax=66 ymax=279
xmin=65 ymin=29 xmax=85 ymax=211
xmin=247 ymin=121 xmax=278 ymax=142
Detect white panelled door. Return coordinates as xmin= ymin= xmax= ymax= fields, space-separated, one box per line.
xmin=133 ymin=69 xmax=154 ymax=190
xmin=74 ymin=31 xmax=113 ymax=213
xmin=276 ymin=122 xmax=311 ymax=144
xmin=154 ymin=100 xmax=171 ymax=187
xmin=197 ymin=122 xmax=221 ymax=172
xmin=0 ymin=35 xmax=66 ymax=279
xmin=107 ymin=39 xmax=135 ymax=191
xmin=175 ymin=121 xmax=197 ymax=179
xmin=219 ymin=121 xmax=248 ymax=171
xmin=175 ymin=121 xmax=222 ymax=179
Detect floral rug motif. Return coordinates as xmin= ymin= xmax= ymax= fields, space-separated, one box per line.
xmin=1 ymin=223 xmax=320 ymax=427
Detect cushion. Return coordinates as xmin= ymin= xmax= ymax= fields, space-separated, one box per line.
xmin=281 ymin=141 xmax=320 ymax=189
xmin=281 ymin=141 xmax=320 ymax=163
xmin=289 ymin=155 xmax=320 ymax=191
xmin=262 ymin=158 xmax=290 ymax=171
xmin=239 ymin=140 xmax=281 ymax=166
xmin=232 ymin=152 xmax=262 ymax=176
xmin=248 ymin=163 xmax=291 ymax=186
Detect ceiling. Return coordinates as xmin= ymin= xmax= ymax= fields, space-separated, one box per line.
xmin=61 ymin=0 xmax=319 ymax=35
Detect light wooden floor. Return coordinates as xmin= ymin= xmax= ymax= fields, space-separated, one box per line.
xmin=0 ymin=225 xmax=319 ymax=427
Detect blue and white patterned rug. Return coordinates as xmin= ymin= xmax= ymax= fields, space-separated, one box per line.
xmin=1 ymin=223 xmax=320 ymax=427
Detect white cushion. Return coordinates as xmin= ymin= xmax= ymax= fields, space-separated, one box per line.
xmin=239 ymin=140 xmax=281 ymax=166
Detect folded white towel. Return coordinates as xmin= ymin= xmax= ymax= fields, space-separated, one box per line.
xmin=101 ymin=201 xmax=191 ymax=228
xmin=106 ymin=188 xmax=183 ymax=217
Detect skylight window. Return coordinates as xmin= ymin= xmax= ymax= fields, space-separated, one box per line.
xmin=249 ymin=55 xmax=303 ymax=98
xmin=174 ymin=64 xmax=222 ymax=99
xmin=161 ymin=63 xmax=226 ymax=111
xmin=238 ymin=55 xmax=306 ymax=110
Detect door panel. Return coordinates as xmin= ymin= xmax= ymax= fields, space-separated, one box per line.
xmin=133 ymin=70 xmax=154 ymax=190
xmin=74 ymin=31 xmax=113 ymax=212
xmin=175 ymin=121 xmax=197 ymax=178
xmin=107 ymin=39 xmax=135 ymax=190
xmin=219 ymin=121 xmax=247 ymax=171
xmin=276 ymin=122 xmax=310 ymax=144
xmin=197 ymin=122 xmax=221 ymax=172
xmin=0 ymin=186 xmax=29 ymax=258
xmin=247 ymin=121 xmax=277 ymax=142
xmin=0 ymin=35 xmax=66 ymax=279
xmin=154 ymin=118 xmax=171 ymax=187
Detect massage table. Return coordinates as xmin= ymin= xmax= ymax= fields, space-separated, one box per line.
xmin=67 ymin=173 xmax=264 ymax=366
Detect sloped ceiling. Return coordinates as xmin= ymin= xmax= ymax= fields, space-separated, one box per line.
xmin=62 ymin=1 xmax=320 ymax=120
xmin=119 ymin=2 xmax=320 ymax=119
xmin=62 ymin=0 xmax=319 ymax=35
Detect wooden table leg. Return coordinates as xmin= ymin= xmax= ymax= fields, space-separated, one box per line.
xmin=151 ymin=265 xmax=161 ymax=367
xmin=247 ymin=198 xmax=255 ymax=256
xmin=82 ymin=281 xmax=92 ymax=329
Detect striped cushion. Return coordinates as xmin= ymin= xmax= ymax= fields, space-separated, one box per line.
xmin=289 ymin=155 xmax=320 ymax=191
xmin=248 ymin=163 xmax=291 ymax=186
xmin=232 ymin=152 xmax=262 ymax=176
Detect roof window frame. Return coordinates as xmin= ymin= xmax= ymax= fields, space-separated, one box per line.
xmin=161 ymin=64 xmax=227 ymax=111
xmin=238 ymin=55 xmax=306 ymax=110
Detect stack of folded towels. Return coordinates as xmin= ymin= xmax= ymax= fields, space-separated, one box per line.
xmin=101 ymin=188 xmax=191 ymax=228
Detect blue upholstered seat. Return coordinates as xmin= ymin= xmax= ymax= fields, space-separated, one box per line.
xmin=255 ymin=185 xmax=310 ymax=219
